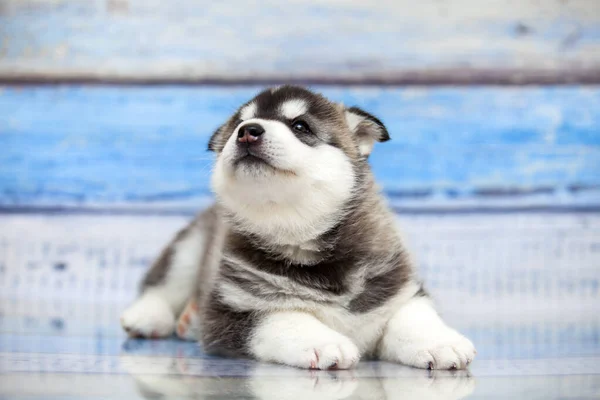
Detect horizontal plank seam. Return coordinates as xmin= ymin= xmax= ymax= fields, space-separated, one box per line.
xmin=2 ymin=70 xmax=600 ymax=86
xmin=1 ymin=205 xmax=599 ymax=216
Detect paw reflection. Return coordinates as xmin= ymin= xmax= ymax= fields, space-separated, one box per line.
xmin=120 ymin=351 xmax=475 ymax=400
xmin=381 ymin=369 xmax=475 ymax=400
xmin=121 ymin=337 xmax=202 ymax=358
xmin=250 ymin=367 xmax=358 ymax=399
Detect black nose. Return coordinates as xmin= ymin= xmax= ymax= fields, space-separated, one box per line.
xmin=237 ymin=123 xmax=265 ymax=143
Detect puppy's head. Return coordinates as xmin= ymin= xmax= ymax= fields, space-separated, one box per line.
xmin=209 ymin=86 xmax=389 ymax=242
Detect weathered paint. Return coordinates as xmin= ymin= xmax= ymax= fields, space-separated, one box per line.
xmin=0 ymin=0 xmax=599 ymax=83
xmin=1 ymin=85 xmax=598 ymax=208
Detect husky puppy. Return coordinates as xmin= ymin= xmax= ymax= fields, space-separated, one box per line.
xmin=121 ymin=86 xmax=475 ymax=370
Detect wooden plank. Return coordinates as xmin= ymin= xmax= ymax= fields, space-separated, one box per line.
xmin=0 ymin=0 xmax=599 ymax=84
xmin=0 ymin=85 xmax=599 ymax=208
xmin=2 ymin=213 xmax=599 ymax=320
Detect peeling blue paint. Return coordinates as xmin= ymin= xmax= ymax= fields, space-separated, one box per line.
xmin=1 ymin=85 xmax=599 ymax=207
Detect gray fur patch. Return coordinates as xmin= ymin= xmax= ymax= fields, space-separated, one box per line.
xmin=140 ymin=246 xmax=174 ymax=290
xmin=348 ymin=257 xmax=411 ymax=314
xmin=201 ymin=295 xmax=259 ymax=357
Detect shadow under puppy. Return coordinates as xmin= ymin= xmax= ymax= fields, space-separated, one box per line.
xmin=121 ymin=86 xmax=475 ymax=370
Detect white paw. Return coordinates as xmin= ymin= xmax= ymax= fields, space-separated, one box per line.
xmin=121 ymin=293 xmax=175 ymax=338
xmin=274 ymin=335 xmax=360 ymax=369
xmin=306 ymin=339 xmax=360 ymax=370
xmin=252 ymin=327 xmax=360 ymax=370
xmin=389 ymin=329 xmax=476 ymax=370
xmin=176 ymin=299 xmax=201 ymax=341
xmin=258 ymin=336 xmax=360 ymax=370
xmin=251 ymin=312 xmax=361 ymax=370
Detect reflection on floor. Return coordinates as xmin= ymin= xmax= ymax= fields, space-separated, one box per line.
xmin=1 ymin=213 xmax=599 ymax=399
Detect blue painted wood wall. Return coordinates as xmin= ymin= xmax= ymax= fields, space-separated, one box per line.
xmin=1 ymin=0 xmax=599 ymax=210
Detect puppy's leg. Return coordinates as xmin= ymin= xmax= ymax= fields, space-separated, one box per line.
xmin=378 ymin=292 xmax=476 ymax=370
xmin=121 ymin=207 xmax=218 ymax=338
xmin=120 ymin=225 xmax=202 ymax=338
xmin=176 ymin=210 xmax=224 ymax=341
xmin=203 ymin=304 xmax=360 ymax=370
xmin=175 ymin=298 xmax=201 ymax=341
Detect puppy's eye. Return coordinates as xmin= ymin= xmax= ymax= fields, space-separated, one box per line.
xmin=292 ymin=120 xmax=311 ymax=134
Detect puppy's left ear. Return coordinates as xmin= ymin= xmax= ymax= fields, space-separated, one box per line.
xmin=207 ymin=125 xmax=225 ymax=152
xmin=345 ymin=106 xmax=390 ymax=157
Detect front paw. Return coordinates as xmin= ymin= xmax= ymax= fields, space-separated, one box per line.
xmin=254 ymin=334 xmax=360 ymax=370
xmin=307 ymin=339 xmax=360 ymax=370
xmin=389 ymin=330 xmax=476 ymax=370
xmin=250 ymin=312 xmax=361 ymax=370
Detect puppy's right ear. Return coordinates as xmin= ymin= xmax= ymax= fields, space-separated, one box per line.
xmin=345 ymin=106 xmax=390 ymax=158
xmin=207 ymin=125 xmax=225 ymax=152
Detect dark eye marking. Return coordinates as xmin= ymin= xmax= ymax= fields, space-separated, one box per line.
xmin=291 ymin=119 xmax=311 ymax=134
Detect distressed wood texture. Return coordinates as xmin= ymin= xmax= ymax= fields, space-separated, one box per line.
xmin=1 ymin=85 xmax=599 ymax=208
xmin=0 ymin=0 xmax=599 ymax=84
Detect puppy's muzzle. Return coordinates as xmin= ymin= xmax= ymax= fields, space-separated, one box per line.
xmin=237 ymin=123 xmax=264 ymax=145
